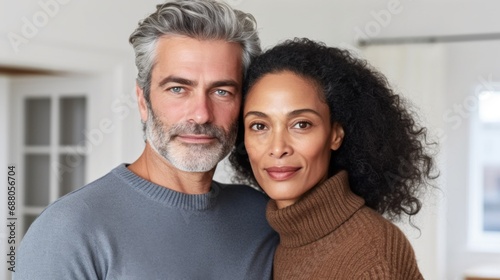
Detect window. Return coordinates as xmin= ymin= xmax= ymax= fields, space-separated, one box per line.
xmin=469 ymin=89 xmax=500 ymax=251
xmin=11 ymin=76 xmax=91 ymax=238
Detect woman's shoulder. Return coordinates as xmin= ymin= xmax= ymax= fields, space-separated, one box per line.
xmin=351 ymin=206 xmax=410 ymax=237
xmin=344 ymin=207 xmax=423 ymax=279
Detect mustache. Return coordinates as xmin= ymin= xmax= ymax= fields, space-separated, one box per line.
xmin=168 ymin=123 xmax=226 ymax=141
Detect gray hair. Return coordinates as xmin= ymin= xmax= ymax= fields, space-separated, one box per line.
xmin=129 ymin=0 xmax=261 ymax=102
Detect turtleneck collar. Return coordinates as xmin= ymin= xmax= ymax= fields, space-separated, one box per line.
xmin=112 ymin=164 xmax=220 ymax=211
xmin=266 ymin=170 xmax=365 ymax=248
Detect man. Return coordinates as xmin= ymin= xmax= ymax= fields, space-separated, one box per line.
xmin=15 ymin=1 xmax=278 ymax=279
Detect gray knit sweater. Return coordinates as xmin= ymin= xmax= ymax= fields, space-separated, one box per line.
xmin=16 ymin=164 xmax=278 ymax=280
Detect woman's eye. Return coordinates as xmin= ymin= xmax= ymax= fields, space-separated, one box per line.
xmin=293 ymin=121 xmax=311 ymax=129
xmin=215 ymin=89 xmax=229 ymax=96
xmin=250 ymin=123 xmax=266 ymax=131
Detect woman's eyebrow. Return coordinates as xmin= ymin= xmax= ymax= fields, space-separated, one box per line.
xmin=244 ymin=109 xmax=321 ymax=119
xmin=244 ymin=111 xmax=268 ymax=119
xmin=288 ymin=108 xmax=322 ymax=118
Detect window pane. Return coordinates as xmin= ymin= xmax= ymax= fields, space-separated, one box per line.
xmin=59 ymin=154 xmax=85 ymax=196
xmin=59 ymin=97 xmax=86 ymax=145
xmin=479 ymin=91 xmax=500 ymax=232
xmin=24 ymin=154 xmax=50 ymax=206
xmin=479 ymin=91 xmax=500 ymax=123
xmin=483 ymin=166 xmax=500 ymax=231
xmin=23 ymin=214 xmax=39 ymax=236
xmin=25 ymin=98 xmax=51 ymax=146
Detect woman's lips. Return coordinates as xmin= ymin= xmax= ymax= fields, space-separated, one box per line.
xmin=264 ymin=166 xmax=301 ymax=181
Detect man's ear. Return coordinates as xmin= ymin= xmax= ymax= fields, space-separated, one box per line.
xmin=330 ymin=122 xmax=344 ymax=151
xmin=136 ymin=84 xmax=149 ymax=122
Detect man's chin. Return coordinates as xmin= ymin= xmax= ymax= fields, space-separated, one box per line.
xmin=168 ymin=158 xmax=219 ymax=173
xmin=164 ymin=150 xmax=225 ymax=172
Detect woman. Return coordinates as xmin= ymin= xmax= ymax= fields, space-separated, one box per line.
xmin=230 ymin=38 xmax=437 ymax=279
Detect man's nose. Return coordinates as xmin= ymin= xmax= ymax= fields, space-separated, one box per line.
xmin=188 ymin=94 xmax=213 ymax=124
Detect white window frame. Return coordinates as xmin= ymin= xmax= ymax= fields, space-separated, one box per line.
xmin=11 ymin=76 xmax=93 ymax=240
xmin=468 ymin=85 xmax=500 ymax=252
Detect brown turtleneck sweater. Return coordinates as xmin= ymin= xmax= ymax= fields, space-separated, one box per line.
xmin=266 ymin=170 xmax=424 ymax=280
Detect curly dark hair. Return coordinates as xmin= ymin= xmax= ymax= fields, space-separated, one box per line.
xmin=229 ymin=38 xmax=438 ymax=221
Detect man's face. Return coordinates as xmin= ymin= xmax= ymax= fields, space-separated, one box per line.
xmin=139 ymin=36 xmax=243 ymax=172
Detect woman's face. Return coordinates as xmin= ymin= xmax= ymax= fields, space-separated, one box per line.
xmin=244 ymin=71 xmax=344 ymax=209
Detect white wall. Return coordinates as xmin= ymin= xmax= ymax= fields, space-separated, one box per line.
xmin=445 ymin=41 xmax=500 ymax=280
xmin=362 ymin=44 xmax=448 ymax=280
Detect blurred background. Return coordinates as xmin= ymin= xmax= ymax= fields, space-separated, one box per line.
xmin=1 ymin=0 xmax=499 ymax=279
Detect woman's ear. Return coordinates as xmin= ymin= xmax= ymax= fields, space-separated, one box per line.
xmin=330 ymin=122 xmax=344 ymax=151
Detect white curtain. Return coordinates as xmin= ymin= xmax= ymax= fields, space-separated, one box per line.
xmin=361 ymin=44 xmax=447 ymax=280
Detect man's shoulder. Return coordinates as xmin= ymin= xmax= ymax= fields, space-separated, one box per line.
xmin=215 ymin=181 xmax=261 ymax=191
xmin=212 ymin=181 xmax=270 ymax=214
xmin=214 ymin=181 xmax=268 ymax=199
xmin=35 ymin=165 xmax=124 ymax=221
xmin=15 ymin=167 xmax=124 ymax=280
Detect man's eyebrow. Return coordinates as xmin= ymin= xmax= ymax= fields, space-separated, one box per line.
xmin=158 ymin=76 xmax=239 ymax=89
xmin=209 ymin=80 xmax=240 ymax=89
xmin=158 ymin=76 xmax=197 ymax=88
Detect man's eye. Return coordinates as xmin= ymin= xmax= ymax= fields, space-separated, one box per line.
xmin=250 ymin=123 xmax=266 ymax=131
xmin=169 ymin=87 xmax=183 ymax=93
xmin=215 ymin=89 xmax=229 ymax=96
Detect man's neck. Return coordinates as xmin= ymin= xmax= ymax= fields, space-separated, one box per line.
xmin=128 ymin=143 xmax=216 ymax=194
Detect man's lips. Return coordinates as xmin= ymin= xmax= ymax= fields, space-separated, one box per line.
xmin=264 ymin=166 xmax=301 ymax=181
xmin=176 ymin=134 xmax=216 ymax=144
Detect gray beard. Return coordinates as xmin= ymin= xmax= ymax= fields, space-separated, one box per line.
xmin=145 ymin=107 xmax=237 ymax=172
